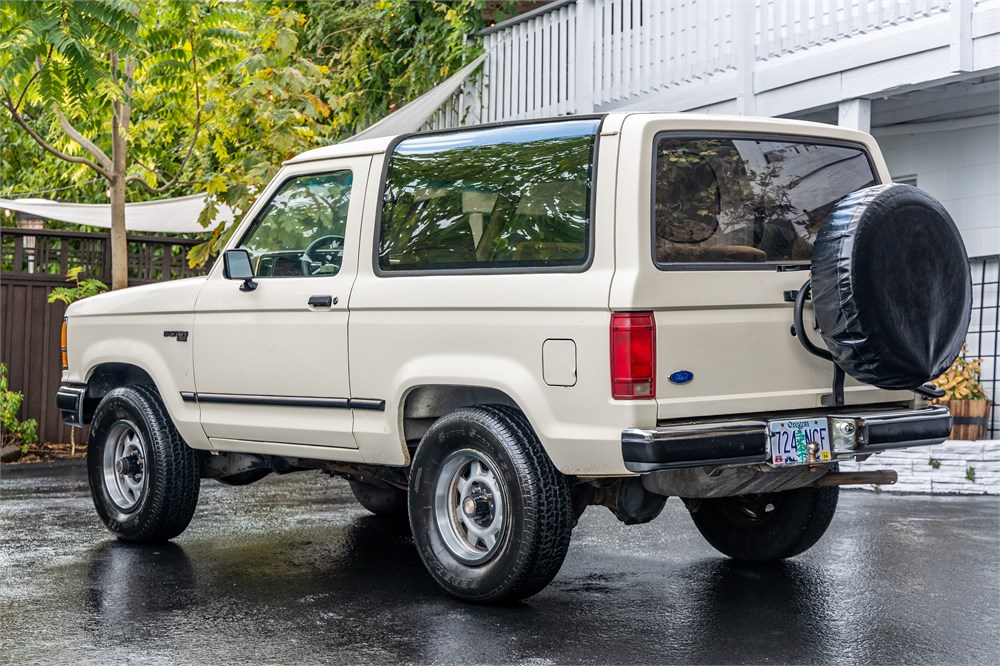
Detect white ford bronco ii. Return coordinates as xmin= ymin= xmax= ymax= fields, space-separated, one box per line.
xmin=58 ymin=113 xmax=972 ymax=603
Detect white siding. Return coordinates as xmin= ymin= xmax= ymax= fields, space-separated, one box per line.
xmin=875 ymin=118 xmax=1000 ymax=257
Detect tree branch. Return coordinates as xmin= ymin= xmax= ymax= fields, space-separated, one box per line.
xmin=125 ymin=116 xmax=200 ymax=194
xmin=2 ymin=93 xmax=113 ymax=181
xmin=12 ymin=46 xmax=53 ymax=114
xmin=52 ymin=105 xmax=113 ymax=171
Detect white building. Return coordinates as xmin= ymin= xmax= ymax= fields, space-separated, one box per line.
xmin=425 ymin=0 xmax=1000 ymax=491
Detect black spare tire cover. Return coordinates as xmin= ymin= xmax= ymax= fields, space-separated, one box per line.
xmin=811 ymin=184 xmax=972 ymax=390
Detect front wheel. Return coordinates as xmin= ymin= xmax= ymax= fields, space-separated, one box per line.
xmin=87 ymin=385 xmax=200 ymax=543
xmin=409 ymin=405 xmax=574 ymax=603
xmin=687 ymin=484 xmax=839 ymax=561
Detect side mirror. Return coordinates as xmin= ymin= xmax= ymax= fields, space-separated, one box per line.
xmin=223 ymin=249 xmax=258 ymax=292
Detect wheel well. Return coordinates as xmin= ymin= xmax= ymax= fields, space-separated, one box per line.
xmin=402 ymin=385 xmax=519 ymax=443
xmin=86 ymin=363 xmax=156 ymax=401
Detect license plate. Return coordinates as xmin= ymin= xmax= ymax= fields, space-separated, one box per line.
xmin=768 ymin=418 xmax=832 ymax=466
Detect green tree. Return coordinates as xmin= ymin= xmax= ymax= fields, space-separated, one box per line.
xmin=0 ymin=0 xmax=250 ymax=289
xmin=186 ymin=1 xmax=493 ymax=267
xmin=185 ymin=4 xmax=341 ymax=266
xmin=299 ymin=0 xmax=488 ymax=136
xmin=1 ymin=1 xmax=499 ymax=271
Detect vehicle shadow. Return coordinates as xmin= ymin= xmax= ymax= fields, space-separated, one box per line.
xmin=670 ymin=557 xmax=839 ymax=664
xmin=83 ymin=540 xmax=197 ymax=643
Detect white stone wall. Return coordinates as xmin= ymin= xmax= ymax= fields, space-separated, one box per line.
xmin=874 ymin=118 xmax=1000 ymax=258
xmin=838 ymin=440 xmax=1000 ymax=495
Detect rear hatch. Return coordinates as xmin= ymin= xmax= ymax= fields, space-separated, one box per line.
xmin=616 ymin=126 xmax=912 ymax=421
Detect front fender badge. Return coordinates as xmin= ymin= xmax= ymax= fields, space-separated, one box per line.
xmin=668 ymin=370 xmax=694 ymax=385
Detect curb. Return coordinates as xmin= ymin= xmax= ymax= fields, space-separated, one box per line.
xmin=1 ymin=459 xmax=86 ymax=473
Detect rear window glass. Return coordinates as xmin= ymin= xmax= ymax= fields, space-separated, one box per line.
xmin=378 ymin=119 xmax=599 ymax=272
xmin=653 ymin=136 xmax=877 ymax=266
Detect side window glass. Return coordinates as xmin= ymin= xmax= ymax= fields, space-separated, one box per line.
xmin=238 ymin=171 xmax=352 ymax=277
xmin=653 ymin=137 xmax=876 ymax=266
xmin=379 ymin=119 xmax=599 ymax=272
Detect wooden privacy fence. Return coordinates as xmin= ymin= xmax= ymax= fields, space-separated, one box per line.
xmin=0 ymin=228 xmax=208 ymax=444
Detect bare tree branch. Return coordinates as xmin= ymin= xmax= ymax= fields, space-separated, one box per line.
xmin=2 ymin=92 xmax=113 ymax=181
xmin=52 ymin=105 xmax=113 ymax=171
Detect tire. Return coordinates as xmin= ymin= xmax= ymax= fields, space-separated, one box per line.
xmin=349 ymin=479 xmax=408 ymax=518
xmin=811 ymin=184 xmax=971 ymax=389
xmin=408 ymin=405 xmax=574 ymax=603
xmin=216 ymin=469 xmax=271 ymax=486
xmin=687 ymin=485 xmax=839 ymax=561
xmin=87 ymin=385 xmax=200 ymax=543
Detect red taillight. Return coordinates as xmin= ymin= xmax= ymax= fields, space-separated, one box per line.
xmin=610 ymin=312 xmax=656 ymax=400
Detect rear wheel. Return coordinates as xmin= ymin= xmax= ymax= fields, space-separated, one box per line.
xmin=349 ymin=480 xmax=408 ymax=518
xmin=87 ymin=385 xmax=200 ymax=543
xmin=687 ymin=485 xmax=839 ymax=561
xmin=409 ymin=405 xmax=574 ymax=603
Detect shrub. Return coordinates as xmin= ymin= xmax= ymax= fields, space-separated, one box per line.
xmin=1 ymin=364 xmax=38 ymax=454
xmin=47 ymin=266 xmax=108 ymax=305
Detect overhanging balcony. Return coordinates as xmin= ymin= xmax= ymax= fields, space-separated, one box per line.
xmin=423 ymin=0 xmax=1000 ymax=131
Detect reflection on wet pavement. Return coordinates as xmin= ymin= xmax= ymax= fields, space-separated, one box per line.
xmin=1 ymin=464 xmax=997 ymax=664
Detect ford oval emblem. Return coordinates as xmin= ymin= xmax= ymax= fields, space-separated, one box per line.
xmin=668 ymin=370 xmax=694 ymax=385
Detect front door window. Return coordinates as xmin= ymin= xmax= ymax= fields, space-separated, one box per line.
xmin=238 ymin=171 xmax=352 ymax=277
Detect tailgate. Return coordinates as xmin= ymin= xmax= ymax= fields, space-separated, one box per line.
xmin=650 ymin=270 xmax=909 ymax=421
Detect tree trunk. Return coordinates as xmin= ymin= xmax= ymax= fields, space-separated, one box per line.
xmin=109 ymin=55 xmax=134 ymax=291
xmin=109 ymin=155 xmax=127 ymax=290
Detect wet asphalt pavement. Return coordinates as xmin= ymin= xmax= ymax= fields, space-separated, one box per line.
xmin=0 ymin=464 xmax=997 ymax=665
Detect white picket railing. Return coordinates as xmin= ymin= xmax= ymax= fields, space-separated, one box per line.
xmin=439 ymin=0 xmax=976 ymax=128
xmin=478 ymin=0 xmax=578 ymax=123
xmin=756 ymin=0 xmax=949 ymax=60
xmin=593 ymin=0 xmax=735 ymax=106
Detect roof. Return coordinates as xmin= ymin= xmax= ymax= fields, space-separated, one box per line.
xmin=283 ymin=112 xmax=876 ymax=165
xmin=284 ymin=136 xmax=395 ymax=165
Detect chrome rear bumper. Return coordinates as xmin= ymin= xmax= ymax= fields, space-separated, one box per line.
xmin=622 ymin=406 xmax=952 ymax=473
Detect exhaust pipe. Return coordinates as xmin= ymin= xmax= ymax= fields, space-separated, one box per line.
xmin=813 ymin=470 xmax=898 ymax=487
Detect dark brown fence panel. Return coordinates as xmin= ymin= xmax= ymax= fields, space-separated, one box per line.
xmin=1 ymin=276 xmax=73 ymax=444
xmin=1 ymin=227 xmax=206 ymax=284
xmin=1 ymin=228 xmax=210 ymax=443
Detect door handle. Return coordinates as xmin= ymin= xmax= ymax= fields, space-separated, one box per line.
xmin=307 ymin=295 xmax=337 ymax=307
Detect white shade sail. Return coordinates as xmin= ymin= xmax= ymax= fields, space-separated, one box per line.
xmin=343 ymin=55 xmax=486 ymax=142
xmin=0 ymin=194 xmax=233 ymax=234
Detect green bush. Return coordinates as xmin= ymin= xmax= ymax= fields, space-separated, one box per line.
xmin=1 ymin=363 xmax=38 ymax=454
xmin=47 ymin=266 xmax=108 ymax=305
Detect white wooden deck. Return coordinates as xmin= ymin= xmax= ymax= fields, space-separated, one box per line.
xmin=423 ymin=0 xmax=1000 ymax=132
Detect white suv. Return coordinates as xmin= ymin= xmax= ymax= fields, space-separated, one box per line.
xmin=57 ymin=113 xmax=971 ymax=602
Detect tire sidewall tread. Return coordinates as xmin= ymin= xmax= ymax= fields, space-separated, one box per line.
xmin=87 ymin=385 xmax=199 ymax=543
xmin=409 ymin=405 xmax=573 ymax=603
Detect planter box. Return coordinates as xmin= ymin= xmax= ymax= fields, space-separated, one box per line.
xmin=939 ymin=399 xmax=992 ymax=441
